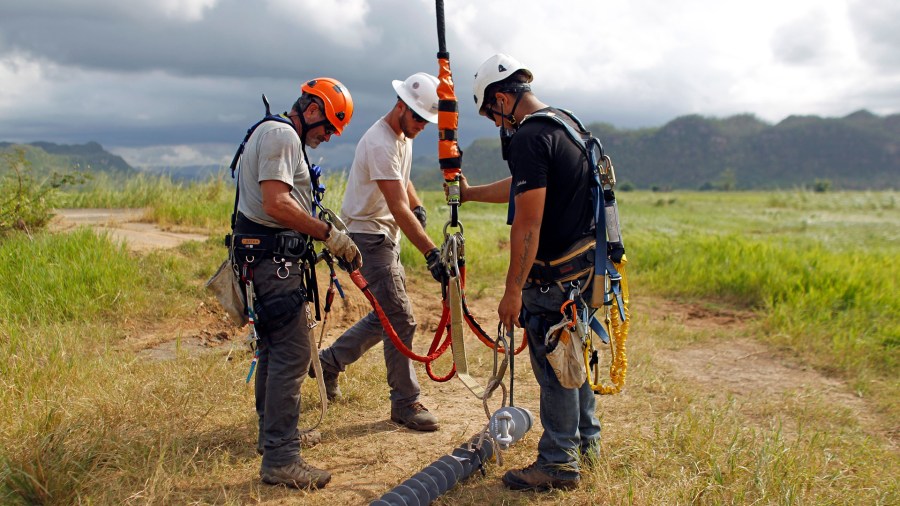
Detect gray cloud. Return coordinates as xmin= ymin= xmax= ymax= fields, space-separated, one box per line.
xmin=0 ymin=0 xmax=443 ymax=80
xmin=771 ymin=10 xmax=833 ymax=65
xmin=849 ymin=0 xmax=900 ymax=70
xmin=0 ymin=0 xmax=898 ymax=169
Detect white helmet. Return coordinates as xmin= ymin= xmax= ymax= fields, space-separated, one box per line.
xmin=392 ymin=72 xmax=440 ymax=124
xmin=473 ymin=53 xmax=533 ymax=112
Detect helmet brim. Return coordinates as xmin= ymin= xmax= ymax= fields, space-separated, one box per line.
xmin=392 ymin=80 xmax=439 ymax=124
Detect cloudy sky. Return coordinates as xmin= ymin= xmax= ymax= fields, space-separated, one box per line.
xmin=1 ymin=0 xmax=898 ymax=169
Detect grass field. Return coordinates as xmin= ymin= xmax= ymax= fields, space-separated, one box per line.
xmin=1 ymin=180 xmax=897 ymax=504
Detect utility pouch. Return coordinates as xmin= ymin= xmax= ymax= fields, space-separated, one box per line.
xmin=232 ymin=234 xmax=274 ymax=265
xmin=253 ymin=287 xmax=307 ymax=332
xmin=272 ymin=231 xmax=309 ymax=259
xmin=529 ymin=236 xmax=595 ymax=285
xmin=545 ymin=318 xmax=587 ymax=389
xmin=206 ymin=259 xmax=248 ymax=327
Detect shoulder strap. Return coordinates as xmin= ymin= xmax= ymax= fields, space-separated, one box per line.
xmin=522 ymin=108 xmax=611 ymax=285
xmin=521 ymin=108 xmax=601 ymax=159
xmin=228 ymin=96 xmax=295 ymax=230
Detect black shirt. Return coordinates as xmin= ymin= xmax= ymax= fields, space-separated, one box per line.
xmin=507 ymin=107 xmax=594 ymax=260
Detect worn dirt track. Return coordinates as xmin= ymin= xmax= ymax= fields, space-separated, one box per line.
xmin=50 ymin=208 xmax=208 ymax=252
xmin=50 ymin=209 xmax=896 ymax=504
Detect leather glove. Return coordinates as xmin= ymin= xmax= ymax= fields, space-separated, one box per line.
xmin=425 ymin=248 xmax=444 ymax=282
xmin=412 ymin=205 xmax=427 ymax=229
xmin=324 ymin=229 xmax=362 ymax=272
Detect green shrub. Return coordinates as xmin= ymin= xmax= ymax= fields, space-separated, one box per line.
xmin=0 ymin=148 xmax=84 ymax=234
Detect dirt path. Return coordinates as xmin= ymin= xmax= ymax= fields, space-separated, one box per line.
xmin=50 ymin=208 xmax=207 ymax=252
xmin=49 ymin=214 xmax=896 ymax=503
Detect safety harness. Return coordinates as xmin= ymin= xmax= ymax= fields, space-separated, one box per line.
xmin=518 ymin=108 xmax=631 ymax=395
xmin=225 ymin=95 xmax=335 ymax=428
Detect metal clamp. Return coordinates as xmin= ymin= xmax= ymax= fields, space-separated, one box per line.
xmin=319 ymin=207 xmax=349 ymax=233
xmin=599 ymin=154 xmax=617 ymax=188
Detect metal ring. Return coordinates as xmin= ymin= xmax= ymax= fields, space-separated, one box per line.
xmin=442 ymin=219 xmax=464 ymax=237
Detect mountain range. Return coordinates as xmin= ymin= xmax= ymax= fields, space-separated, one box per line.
xmin=0 ymin=141 xmax=135 ymax=176
xmin=3 ymin=110 xmax=897 ymax=191
xmin=418 ymin=109 xmax=899 ymax=190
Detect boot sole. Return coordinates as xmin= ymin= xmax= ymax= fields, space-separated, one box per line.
xmin=260 ymin=474 xmax=331 ymax=489
xmin=502 ymin=474 xmax=579 ymax=491
xmin=390 ymin=416 xmax=440 ymax=432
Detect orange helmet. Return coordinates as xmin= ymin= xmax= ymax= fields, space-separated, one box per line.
xmin=301 ymin=77 xmax=354 ymax=135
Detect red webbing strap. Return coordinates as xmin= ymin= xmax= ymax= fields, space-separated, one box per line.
xmin=345 ymin=266 xmax=523 ymax=383
xmin=457 ymin=265 xmax=529 ymax=355
xmin=425 ymin=302 xmax=457 ymax=382
xmin=349 ymin=271 xmax=450 ymax=364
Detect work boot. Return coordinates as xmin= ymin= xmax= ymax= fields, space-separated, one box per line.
xmin=502 ymin=462 xmax=580 ymax=491
xmin=390 ymin=402 xmax=440 ymax=432
xmin=309 ymin=363 xmax=342 ymax=401
xmin=260 ymin=457 xmax=331 ymax=489
xmin=257 ymin=429 xmax=322 ymax=455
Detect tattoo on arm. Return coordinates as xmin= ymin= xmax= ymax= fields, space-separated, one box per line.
xmin=514 ymin=230 xmax=534 ymax=286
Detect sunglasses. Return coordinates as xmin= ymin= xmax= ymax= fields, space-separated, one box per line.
xmin=323 ymin=122 xmax=337 ymax=135
xmin=480 ymin=99 xmax=497 ymax=121
xmin=408 ymin=105 xmax=428 ymax=124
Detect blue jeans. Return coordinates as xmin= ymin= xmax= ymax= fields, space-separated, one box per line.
xmin=319 ymin=233 xmax=421 ymax=409
xmin=522 ymin=281 xmax=601 ymax=480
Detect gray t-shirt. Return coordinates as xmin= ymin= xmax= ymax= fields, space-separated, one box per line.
xmin=237 ymin=120 xmax=313 ymax=228
xmin=340 ymin=117 xmax=412 ymax=241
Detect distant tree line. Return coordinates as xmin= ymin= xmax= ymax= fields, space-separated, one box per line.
xmin=413 ymin=110 xmax=900 ymax=191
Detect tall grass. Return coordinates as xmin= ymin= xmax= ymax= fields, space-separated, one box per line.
xmin=58 ymin=172 xmax=234 ymax=230
xmin=623 ymin=190 xmax=899 ymax=415
xmin=0 ymin=229 xmax=144 ymax=325
xmin=1 ymin=230 xmax=226 ymax=504
xmin=637 ymin=234 xmax=898 ymax=375
xmin=597 ymin=385 xmax=898 ymax=505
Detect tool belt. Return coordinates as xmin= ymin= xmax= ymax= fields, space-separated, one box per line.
xmin=528 ymin=236 xmax=595 ymax=286
xmin=228 ymin=212 xmax=310 ymax=265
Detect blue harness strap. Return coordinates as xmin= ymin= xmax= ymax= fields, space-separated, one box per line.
xmin=519 ymin=109 xmax=610 ymax=286
xmin=228 ymin=97 xmax=327 ymax=224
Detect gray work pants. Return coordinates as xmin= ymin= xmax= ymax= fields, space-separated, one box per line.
xmin=319 ymin=233 xmax=421 ymax=409
xmin=251 ymin=258 xmax=313 ymax=468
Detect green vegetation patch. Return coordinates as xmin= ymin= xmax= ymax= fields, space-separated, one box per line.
xmin=0 ymin=229 xmax=145 ymax=325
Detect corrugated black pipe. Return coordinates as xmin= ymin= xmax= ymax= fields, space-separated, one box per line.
xmin=370 ymin=407 xmax=533 ymax=506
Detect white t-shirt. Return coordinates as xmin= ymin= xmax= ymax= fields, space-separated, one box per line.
xmin=341 ymin=117 xmax=412 ymax=241
xmin=237 ymin=120 xmax=313 ymax=229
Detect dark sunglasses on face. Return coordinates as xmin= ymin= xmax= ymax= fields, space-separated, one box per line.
xmin=323 ymin=123 xmax=337 ymax=135
xmin=480 ymin=101 xmax=497 ymax=121
xmin=408 ymin=105 xmax=428 ymax=124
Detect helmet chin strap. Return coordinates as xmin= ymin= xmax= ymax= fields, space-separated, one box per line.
xmin=497 ymin=94 xmax=524 ymax=161
xmin=289 ymin=106 xmax=330 ymax=168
